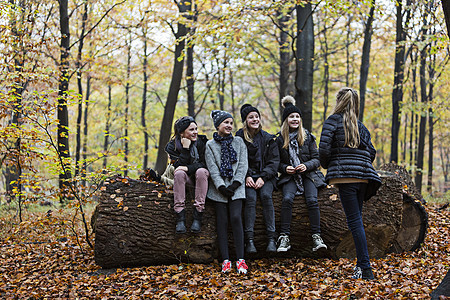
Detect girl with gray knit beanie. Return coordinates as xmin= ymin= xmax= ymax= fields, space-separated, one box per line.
xmin=205 ymin=110 xmax=249 ymax=274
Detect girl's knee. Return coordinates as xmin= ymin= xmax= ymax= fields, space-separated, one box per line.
xmin=196 ymin=168 xmax=209 ymax=179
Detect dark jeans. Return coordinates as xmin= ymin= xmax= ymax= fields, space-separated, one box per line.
xmin=215 ymin=200 xmax=244 ymax=261
xmin=244 ymin=181 xmax=276 ymax=238
xmin=280 ymin=177 xmax=321 ymax=235
xmin=338 ymin=182 xmax=371 ymax=270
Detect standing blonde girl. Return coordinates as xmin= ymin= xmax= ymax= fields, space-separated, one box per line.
xmin=319 ymin=87 xmax=381 ymax=280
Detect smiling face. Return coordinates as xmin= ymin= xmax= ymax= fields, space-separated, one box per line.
xmin=181 ymin=122 xmax=198 ymax=141
xmin=217 ymin=118 xmax=234 ymax=136
xmin=245 ymin=111 xmax=260 ymax=131
xmin=287 ymin=112 xmax=301 ymax=131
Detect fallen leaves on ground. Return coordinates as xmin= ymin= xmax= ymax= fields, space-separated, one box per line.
xmin=0 ymin=204 xmax=448 ymax=299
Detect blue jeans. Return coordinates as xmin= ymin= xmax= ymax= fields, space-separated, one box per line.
xmin=244 ymin=181 xmax=276 ymax=238
xmin=280 ymin=177 xmax=321 ymax=235
xmin=338 ymin=182 xmax=371 ymax=270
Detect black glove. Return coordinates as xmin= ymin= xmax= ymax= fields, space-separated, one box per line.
xmin=228 ymin=181 xmax=241 ymax=191
xmin=218 ymin=185 xmax=234 ymax=197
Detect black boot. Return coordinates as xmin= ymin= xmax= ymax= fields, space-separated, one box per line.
xmin=190 ymin=209 xmax=203 ymax=233
xmin=266 ymin=231 xmax=277 ymax=252
xmin=245 ymin=232 xmax=257 ymax=254
xmin=175 ymin=210 xmax=186 ymax=234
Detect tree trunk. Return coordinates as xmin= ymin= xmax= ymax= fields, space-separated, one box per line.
xmin=359 ymin=0 xmax=375 ymax=122
xmin=124 ymin=38 xmax=131 ymax=177
xmin=142 ymin=35 xmax=149 ymax=170
xmin=103 ymin=85 xmax=112 ymax=169
xmin=154 ymin=0 xmax=190 ymax=175
xmin=415 ymin=4 xmax=430 ymax=193
xmin=390 ymin=0 xmax=406 ymax=163
xmin=442 ymin=0 xmax=450 ymax=37
xmin=82 ymin=75 xmax=91 ymax=186
xmin=75 ymin=0 xmax=88 ymax=178
xmin=320 ymin=24 xmax=329 ymax=123
xmin=58 ymin=0 xmax=72 ymax=201
xmin=295 ymin=2 xmax=314 ymax=131
xmin=278 ymin=9 xmax=291 ymax=117
xmin=93 ymin=164 xmax=427 ymax=268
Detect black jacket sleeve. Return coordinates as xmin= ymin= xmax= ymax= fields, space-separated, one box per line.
xmin=260 ymin=136 xmax=280 ymax=182
xmin=276 ymin=135 xmax=291 ymax=174
xmin=319 ymin=115 xmax=338 ymax=169
xmin=302 ymin=132 xmax=321 ymax=171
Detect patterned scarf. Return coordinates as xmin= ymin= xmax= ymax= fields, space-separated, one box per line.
xmin=213 ymin=132 xmax=237 ymax=179
xmin=288 ymin=131 xmax=304 ymax=195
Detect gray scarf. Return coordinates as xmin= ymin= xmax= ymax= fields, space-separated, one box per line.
xmin=288 ymin=131 xmax=304 ymax=195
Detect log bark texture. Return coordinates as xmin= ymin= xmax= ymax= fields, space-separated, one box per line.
xmin=93 ymin=164 xmax=427 ymax=268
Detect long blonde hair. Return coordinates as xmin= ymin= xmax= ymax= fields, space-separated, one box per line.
xmin=281 ymin=117 xmax=306 ymax=149
xmin=332 ymin=87 xmax=360 ymax=148
xmin=242 ymin=120 xmax=262 ymax=143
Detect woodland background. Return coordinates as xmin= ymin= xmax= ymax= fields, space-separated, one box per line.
xmin=0 ymin=0 xmax=449 ymax=299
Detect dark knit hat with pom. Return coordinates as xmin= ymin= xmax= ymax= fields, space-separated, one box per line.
xmin=211 ymin=110 xmax=233 ymax=128
xmin=240 ymin=104 xmax=260 ymax=122
xmin=281 ymin=95 xmax=302 ymax=123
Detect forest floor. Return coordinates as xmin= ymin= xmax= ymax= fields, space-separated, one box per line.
xmin=0 ymin=200 xmax=448 ymax=299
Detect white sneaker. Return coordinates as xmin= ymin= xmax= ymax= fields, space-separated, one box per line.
xmin=312 ymin=233 xmax=327 ymax=251
xmin=277 ymin=234 xmax=291 ymax=252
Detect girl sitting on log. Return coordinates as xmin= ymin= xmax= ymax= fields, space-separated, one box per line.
xmin=205 ymin=110 xmax=248 ymax=274
xmin=319 ymin=87 xmax=381 ymax=280
xmin=165 ymin=116 xmax=209 ymax=234
xmin=275 ymin=96 xmax=328 ymax=253
xmin=236 ymin=104 xmax=280 ymax=253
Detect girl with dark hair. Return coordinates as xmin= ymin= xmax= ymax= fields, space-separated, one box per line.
xmin=275 ymin=96 xmax=327 ymax=253
xmin=205 ymin=110 xmax=248 ymax=274
xmin=165 ymin=116 xmax=209 ymax=234
xmin=236 ymin=104 xmax=280 ymax=253
xmin=319 ymin=87 xmax=381 ymax=280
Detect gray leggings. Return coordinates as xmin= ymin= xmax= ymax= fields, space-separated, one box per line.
xmin=215 ymin=199 xmax=245 ymax=261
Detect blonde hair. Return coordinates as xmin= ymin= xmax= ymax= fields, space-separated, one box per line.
xmin=242 ymin=119 xmax=262 ymax=143
xmin=280 ymin=117 xmax=306 ymax=149
xmin=332 ymin=87 xmax=360 ymax=148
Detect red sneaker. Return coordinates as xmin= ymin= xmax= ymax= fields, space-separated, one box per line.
xmin=221 ymin=260 xmax=231 ymax=273
xmin=236 ymin=259 xmax=248 ymax=274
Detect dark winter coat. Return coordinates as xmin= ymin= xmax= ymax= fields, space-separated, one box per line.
xmin=319 ymin=113 xmax=381 ymax=200
xmin=164 ymin=135 xmax=208 ymax=177
xmin=276 ymin=129 xmax=327 ymax=189
xmin=235 ymin=129 xmax=280 ymax=185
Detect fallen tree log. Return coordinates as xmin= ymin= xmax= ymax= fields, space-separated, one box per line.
xmin=92 ymin=164 xmax=427 ymax=268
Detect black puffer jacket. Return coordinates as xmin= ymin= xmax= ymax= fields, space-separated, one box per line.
xmin=165 ymin=135 xmax=208 ymax=177
xmin=235 ymin=129 xmax=279 ymax=185
xmin=319 ymin=113 xmax=381 ymax=196
xmin=276 ymin=129 xmax=326 ymax=189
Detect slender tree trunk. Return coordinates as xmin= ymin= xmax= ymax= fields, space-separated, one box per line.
xmin=81 ymin=75 xmax=91 ymax=186
xmin=58 ymin=0 xmax=72 ymax=201
xmin=359 ymin=0 xmax=375 ymax=122
xmin=5 ymin=0 xmax=24 ymax=204
xmin=103 ymin=85 xmax=112 ymax=169
xmin=229 ymin=69 xmax=235 ymax=117
xmin=415 ymin=47 xmax=428 ymax=193
xmin=124 ymin=40 xmax=131 ymax=177
xmin=427 ymin=50 xmax=436 ymax=193
xmin=409 ymin=50 xmax=418 ymax=175
xmin=321 ymin=25 xmax=329 ymax=123
xmin=295 ymin=2 xmax=314 ymax=131
xmin=345 ymin=15 xmax=352 ymax=87
xmin=390 ymin=0 xmax=406 ymax=163
xmin=279 ymin=9 xmax=291 ymax=117
xmin=154 ymin=0 xmax=190 ymax=174
xmin=442 ymin=0 xmax=450 ymax=37
xmin=75 ymin=0 xmax=88 ymax=178
xmin=186 ymin=41 xmax=195 ymax=117
xmin=142 ymin=35 xmax=149 ymax=170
